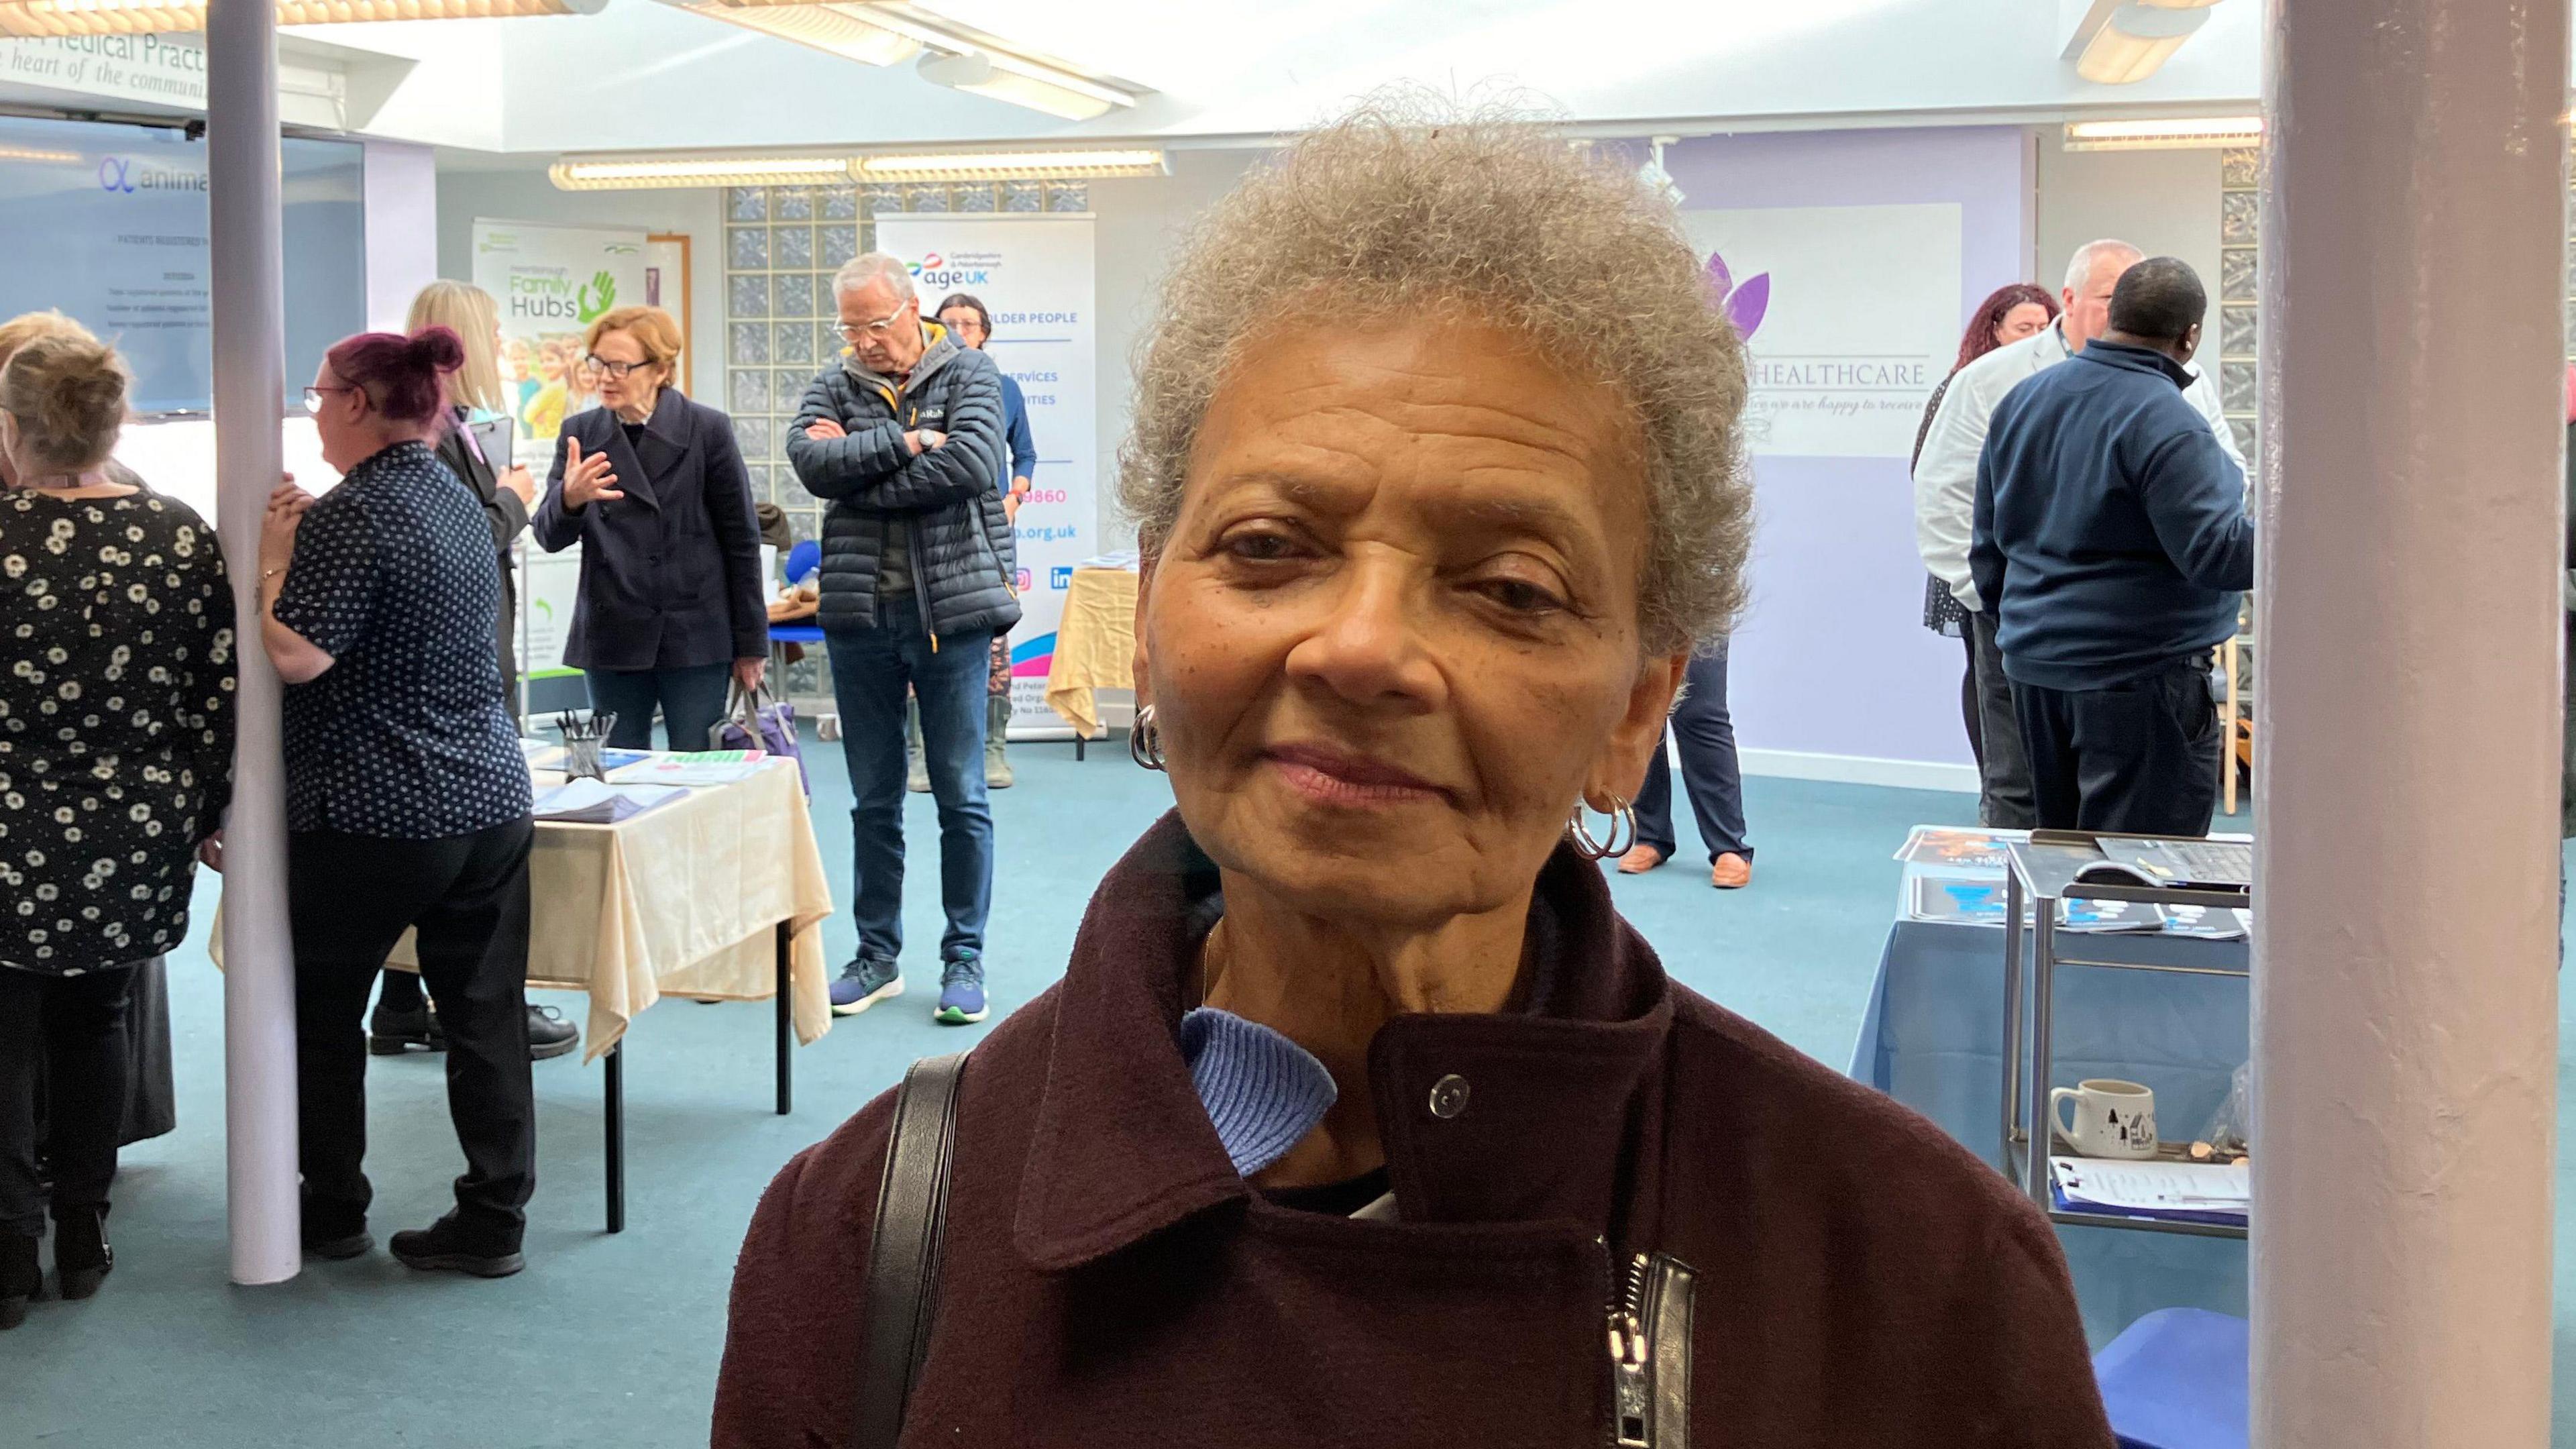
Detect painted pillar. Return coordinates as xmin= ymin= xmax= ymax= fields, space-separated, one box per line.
xmin=2253 ymin=0 xmax=2563 ymax=1441
xmin=206 ymin=0 xmax=299 ymax=1286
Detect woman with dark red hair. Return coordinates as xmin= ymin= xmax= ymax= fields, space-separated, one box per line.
xmin=248 ymin=325 xmax=539 ymax=1280
xmin=1913 ymin=283 xmax=2058 ymax=765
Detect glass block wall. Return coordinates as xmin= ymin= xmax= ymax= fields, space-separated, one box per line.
xmin=2217 ymin=146 xmax=2259 ymax=469
xmin=720 ymin=178 xmax=1088 ymax=704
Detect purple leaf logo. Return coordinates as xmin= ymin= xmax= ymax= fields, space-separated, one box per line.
xmin=1706 ymin=250 xmax=1770 ymax=341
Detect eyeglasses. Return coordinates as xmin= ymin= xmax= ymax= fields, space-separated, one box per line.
xmin=301 ymin=384 xmax=356 ymax=413
xmin=584 ymin=356 xmax=655 ymax=380
xmin=836 ymin=302 xmax=915 ymax=343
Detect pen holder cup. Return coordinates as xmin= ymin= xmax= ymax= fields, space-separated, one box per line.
xmin=565 ymin=737 xmax=607 ymax=782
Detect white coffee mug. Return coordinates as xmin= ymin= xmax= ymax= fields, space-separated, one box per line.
xmin=2049 ymin=1078 xmax=2157 ymax=1159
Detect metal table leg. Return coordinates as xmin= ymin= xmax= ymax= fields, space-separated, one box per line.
xmin=775 ymin=920 xmax=793 ymax=1116
xmin=2025 ymin=908 xmax=2058 ymax=1214
xmin=1075 ymin=734 xmax=1087 ymax=761
xmin=2001 ymin=867 xmax=2026 ymax=1169
xmin=604 ymin=1038 xmax=625 ymax=1234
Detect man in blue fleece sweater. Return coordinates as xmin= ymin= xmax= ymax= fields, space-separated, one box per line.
xmin=1970 ymin=258 xmax=2252 ymax=835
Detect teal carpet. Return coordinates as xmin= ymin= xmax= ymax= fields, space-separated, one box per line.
xmin=3 ymin=736 xmax=2567 ymax=1444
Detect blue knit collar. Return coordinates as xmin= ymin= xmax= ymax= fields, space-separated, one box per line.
xmin=1177 ymin=1007 xmax=1338 ymax=1178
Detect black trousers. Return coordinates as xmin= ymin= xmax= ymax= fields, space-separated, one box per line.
xmin=1968 ymin=610 xmax=2039 ymax=828
xmin=2010 ymin=658 xmax=2222 ymax=836
xmin=290 ymin=818 xmax=537 ymax=1245
xmin=0 ymin=965 xmax=138 ymax=1240
xmin=1632 ymin=647 xmax=1754 ymax=862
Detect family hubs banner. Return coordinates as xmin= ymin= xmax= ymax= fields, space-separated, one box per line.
xmin=470 ymin=219 xmax=651 ymax=451
xmin=873 ymin=213 xmax=1100 ymax=737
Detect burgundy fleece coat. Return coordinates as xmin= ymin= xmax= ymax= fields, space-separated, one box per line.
xmin=712 ymin=815 xmax=2113 ymax=1448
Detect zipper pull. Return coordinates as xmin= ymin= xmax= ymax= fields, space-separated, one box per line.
xmin=1609 ymin=1308 xmax=1653 ymax=1447
xmin=1609 ymin=1250 xmax=1654 ymax=1447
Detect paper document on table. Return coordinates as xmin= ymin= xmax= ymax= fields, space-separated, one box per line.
xmin=2050 ymin=1157 xmax=2249 ymax=1224
xmin=532 ymin=779 xmax=690 ymax=824
xmin=608 ymin=751 xmax=766 ymax=786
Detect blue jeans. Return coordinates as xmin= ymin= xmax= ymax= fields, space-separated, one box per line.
xmin=826 ymin=600 xmax=995 ymax=964
xmin=584 ymin=663 xmax=732 ymax=751
xmin=1633 ymin=646 xmax=1753 ymax=863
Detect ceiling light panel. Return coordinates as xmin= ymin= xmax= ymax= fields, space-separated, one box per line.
xmin=854 ymin=148 xmax=1164 ymax=180
xmin=0 ymin=0 xmax=600 ymax=34
xmin=551 ymin=155 xmax=851 ymax=191
xmin=2063 ymin=116 xmax=2263 ymax=151
xmin=672 ymin=0 xmax=923 ymax=65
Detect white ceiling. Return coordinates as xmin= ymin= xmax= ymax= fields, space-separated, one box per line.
xmin=23 ymin=0 xmax=2277 ymax=156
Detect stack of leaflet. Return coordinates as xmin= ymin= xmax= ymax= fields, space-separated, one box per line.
xmin=608 ymin=750 xmax=767 ymax=786
xmin=2050 ymin=1157 xmax=2249 ymax=1228
xmin=2057 ymin=898 xmax=2167 ymax=934
xmin=532 ymin=778 xmax=689 ymax=825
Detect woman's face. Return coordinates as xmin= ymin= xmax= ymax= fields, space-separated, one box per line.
xmin=1995 ymin=301 xmax=2053 ymax=349
xmin=1136 ymin=318 xmax=1684 ymax=927
xmin=308 ymin=361 xmax=370 ymax=474
xmin=588 ymin=327 xmax=665 ymax=414
xmin=938 ymin=307 xmax=988 ymax=350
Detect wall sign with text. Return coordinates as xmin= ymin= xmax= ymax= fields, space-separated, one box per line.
xmin=1681 ymin=203 xmax=1963 ymax=460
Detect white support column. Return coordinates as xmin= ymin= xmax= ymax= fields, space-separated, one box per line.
xmin=207 ymin=0 xmax=299 ymax=1286
xmin=2255 ymin=0 xmax=2563 ymax=1442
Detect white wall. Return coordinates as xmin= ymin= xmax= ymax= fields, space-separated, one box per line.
xmin=361 ymin=140 xmax=439 ymax=333
xmin=432 ymin=168 xmax=725 ymax=401
xmin=1085 ymin=146 xmax=1261 ymax=549
xmin=2034 ymin=142 xmax=2224 ymax=304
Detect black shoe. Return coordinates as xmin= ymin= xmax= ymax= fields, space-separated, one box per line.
xmin=390 ymin=1216 xmax=523 ymax=1279
xmin=527 ymin=1004 xmax=580 ymax=1061
xmin=1 ymin=1231 xmax=38 ymax=1330
xmin=303 ymin=1227 xmax=374 ymax=1260
xmin=368 ymin=1005 xmax=446 ymax=1055
xmin=52 ymin=1205 xmax=111 ymax=1301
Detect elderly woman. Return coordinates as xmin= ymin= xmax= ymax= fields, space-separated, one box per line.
xmin=533 ymin=305 xmax=767 ymax=751
xmin=0 ymin=330 xmax=231 ymax=1326
xmin=714 ymin=105 xmax=2111 ymax=1447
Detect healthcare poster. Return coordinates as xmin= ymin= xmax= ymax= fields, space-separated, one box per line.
xmin=1680 ymin=203 xmax=1962 ymax=458
xmin=873 ymin=213 xmax=1099 ymax=737
xmin=471 ymin=219 xmax=649 ymax=451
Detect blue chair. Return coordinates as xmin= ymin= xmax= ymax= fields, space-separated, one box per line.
xmin=771 ymin=539 xmax=830 ymax=732
xmin=2092 ymin=1307 xmax=2247 ymax=1449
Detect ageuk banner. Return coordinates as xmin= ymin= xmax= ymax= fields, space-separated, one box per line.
xmin=471 ymin=219 xmax=649 ymax=451
xmin=874 ymin=213 xmax=1099 ymax=737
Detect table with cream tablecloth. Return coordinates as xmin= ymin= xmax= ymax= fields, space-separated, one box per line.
xmin=1043 ymin=566 xmax=1140 ymax=747
xmin=221 ymin=755 xmax=835 ymax=1230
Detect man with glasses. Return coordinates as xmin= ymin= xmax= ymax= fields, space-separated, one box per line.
xmin=787 ymin=253 xmax=1018 ymax=1027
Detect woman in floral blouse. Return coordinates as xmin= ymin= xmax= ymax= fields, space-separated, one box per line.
xmin=0 ymin=326 xmax=234 ymax=1329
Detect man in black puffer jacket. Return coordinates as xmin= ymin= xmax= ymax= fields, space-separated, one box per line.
xmin=788 ymin=253 xmax=1020 ymax=1029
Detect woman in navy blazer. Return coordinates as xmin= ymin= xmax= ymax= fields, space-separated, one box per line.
xmin=532 ymin=306 xmax=768 ymax=750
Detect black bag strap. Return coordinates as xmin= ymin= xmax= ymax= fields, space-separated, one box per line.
xmin=854 ymin=1051 xmax=967 ymax=1449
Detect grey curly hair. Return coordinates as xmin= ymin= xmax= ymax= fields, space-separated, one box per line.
xmin=1116 ymin=95 xmax=1753 ymax=651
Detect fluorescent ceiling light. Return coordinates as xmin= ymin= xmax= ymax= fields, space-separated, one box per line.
xmin=855 ymin=149 xmax=1164 ymax=181
xmin=0 ymin=0 xmax=600 ymax=35
xmin=2063 ymin=0 xmax=2216 ymax=85
xmin=2064 ymin=116 xmax=2263 ymax=151
xmin=551 ymin=154 xmax=850 ymax=191
xmin=670 ymin=0 xmax=925 ymax=66
xmin=915 ymin=49 xmax=1132 ymax=121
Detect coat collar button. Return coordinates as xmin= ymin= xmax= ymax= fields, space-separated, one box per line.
xmin=1427 ymin=1074 xmax=1470 ymax=1120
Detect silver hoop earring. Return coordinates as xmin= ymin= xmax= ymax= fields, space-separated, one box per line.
xmin=1128 ymin=704 xmax=1167 ymax=771
xmin=1566 ymin=794 xmax=1635 ymax=862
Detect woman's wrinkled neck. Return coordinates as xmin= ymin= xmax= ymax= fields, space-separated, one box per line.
xmin=1199 ymin=871 xmax=1534 ymax=1188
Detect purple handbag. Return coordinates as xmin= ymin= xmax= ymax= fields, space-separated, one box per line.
xmin=711 ymin=681 xmax=810 ymax=795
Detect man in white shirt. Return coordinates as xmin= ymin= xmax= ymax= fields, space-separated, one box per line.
xmin=1912 ymin=239 xmax=2245 ymax=826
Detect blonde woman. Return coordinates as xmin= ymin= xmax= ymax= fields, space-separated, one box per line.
xmin=389 ymin=282 xmax=574 ymax=1061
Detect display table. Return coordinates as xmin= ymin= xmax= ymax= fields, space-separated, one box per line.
xmin=219 ymin=755 xmax=835 ymax=1232
xmin=1849 ymin=845 xmax=2248 ymax=1342
xmin=1043 ymin=565 xmax=1139 ymax=749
